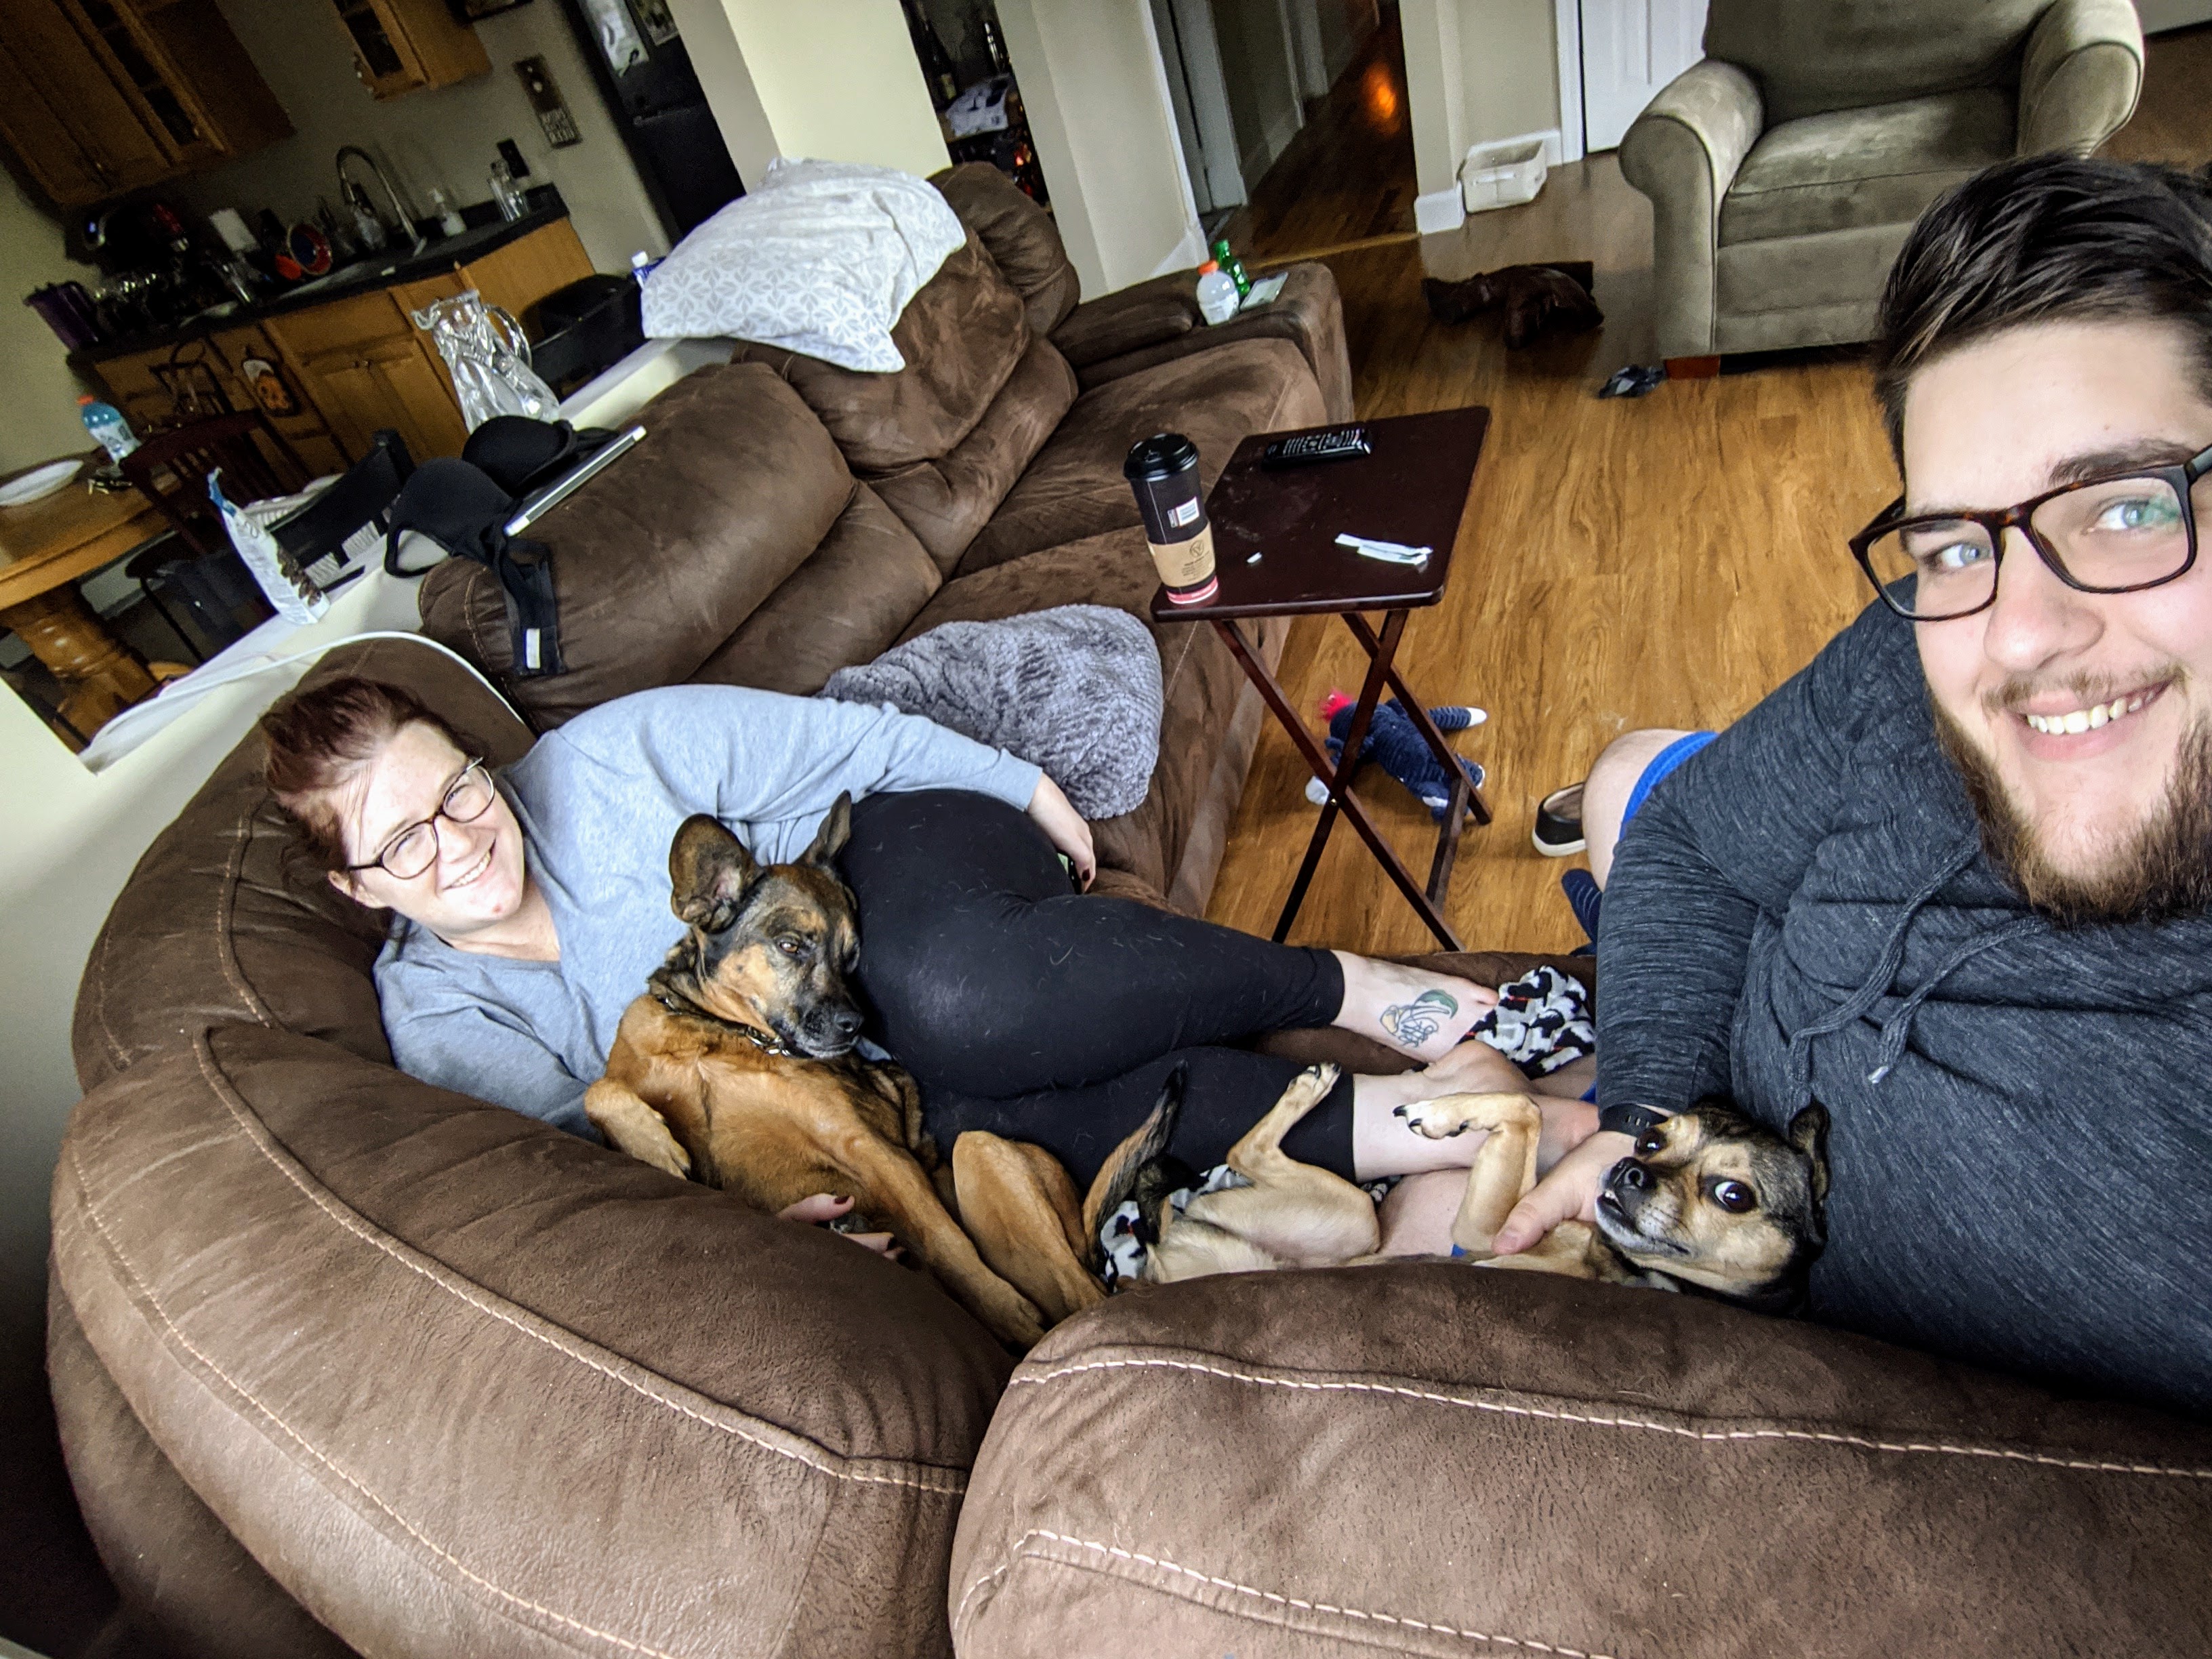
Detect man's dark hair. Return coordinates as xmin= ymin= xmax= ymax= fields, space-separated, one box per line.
xmin=1872 ymin=155 xmax=2212 ymax=457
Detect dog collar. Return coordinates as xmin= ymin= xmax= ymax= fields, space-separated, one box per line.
xmin=1597 ymin=1102 xmax=1668 ymax=1140
xmin=653 ymin=990 xmax=796 ymax=1057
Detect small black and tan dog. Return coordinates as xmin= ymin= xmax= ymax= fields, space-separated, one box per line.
xmin=585 ymin=800 xmax=1098 ymax=1349
xmin=1096 ymin=1065 xmax=1829 ymax=1308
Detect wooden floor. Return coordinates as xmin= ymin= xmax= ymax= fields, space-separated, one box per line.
xmin=1203 ymin=26 xmax=2212 ymax=958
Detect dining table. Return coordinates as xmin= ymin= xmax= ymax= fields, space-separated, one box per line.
xmin=0 ymin=451 xmax=172 ymax=739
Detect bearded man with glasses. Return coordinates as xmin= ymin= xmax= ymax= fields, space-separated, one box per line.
xmin=1486 ymin=155 xmax=2212 ymax=1413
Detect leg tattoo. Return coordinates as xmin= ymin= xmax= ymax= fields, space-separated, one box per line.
xmin=1380 ymin=989 xmax=1458 ymax=1048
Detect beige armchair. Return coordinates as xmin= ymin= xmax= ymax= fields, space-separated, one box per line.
xmin=1620 ymin=0 xmax=2144 ymax=369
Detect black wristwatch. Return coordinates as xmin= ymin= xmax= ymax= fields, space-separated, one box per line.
xmin=1597 ymin=1102 xmax=1669 ymax=1140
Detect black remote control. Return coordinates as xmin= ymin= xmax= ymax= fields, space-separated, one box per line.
xmin=1261 ymin=425 xmax=1372 ymax=468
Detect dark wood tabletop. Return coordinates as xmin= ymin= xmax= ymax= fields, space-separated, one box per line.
xmin=1150 ymin=405 xmax=1491 ymax=621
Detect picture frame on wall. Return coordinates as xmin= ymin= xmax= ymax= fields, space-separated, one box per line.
xmin=630 ymin=0 xmax=679 ymax=45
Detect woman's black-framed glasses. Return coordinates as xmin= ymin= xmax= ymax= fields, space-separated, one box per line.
xmin=1849 ymin=442 xmax=2212 ymax=621
xmin=345 ymin=758 xmax=495 ymax=880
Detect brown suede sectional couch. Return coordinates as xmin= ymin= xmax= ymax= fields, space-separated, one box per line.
xmin=47 ymin=167 xmax=2212 ymax=1658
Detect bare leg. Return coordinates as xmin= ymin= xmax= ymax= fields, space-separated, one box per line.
xmin=1351 ymin=1046 xmax=1599 ymax=1181
xmin=1584 ymin=728 xmax=1697 ymax=887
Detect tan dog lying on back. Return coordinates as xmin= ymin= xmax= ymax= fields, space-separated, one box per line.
xmin=1097 ymin=1064 xmax=1830 ymax=1307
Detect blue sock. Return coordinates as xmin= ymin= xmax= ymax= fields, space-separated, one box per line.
xmin=1561 ymin=868 xmax=1602 ymax=949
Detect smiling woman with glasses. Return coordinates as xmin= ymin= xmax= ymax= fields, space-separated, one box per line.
xmin=344 ymin=757 xmax=495 ymax=881
xmin=1851 ymin=441 xmax=2212 ymax=620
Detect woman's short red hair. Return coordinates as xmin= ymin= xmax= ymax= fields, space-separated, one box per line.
xmin=260 ymin=676 xmax=462 ymax=870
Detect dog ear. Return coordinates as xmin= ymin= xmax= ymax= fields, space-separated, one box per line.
xmin=668 ymin=814 xmax=759 ymax=930
xmin=1787 ymin=1103 xmax=1831 ymax=1206
xmin=801 ymin=792 xmax=853 ymax=869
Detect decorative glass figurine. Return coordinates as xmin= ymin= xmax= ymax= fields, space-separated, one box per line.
xmin=409 ymin=289 xmax=560 ymax=430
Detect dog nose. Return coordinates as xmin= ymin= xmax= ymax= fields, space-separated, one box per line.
xmin=831 ymin=1006 xmax=863 ymax=1038
xmin=1616 ymin=1161 xmax=1651 ymax=1191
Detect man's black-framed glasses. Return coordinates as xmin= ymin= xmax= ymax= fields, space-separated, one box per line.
xmin=1850 ymin=442 xmax=2212 ymax=621
xmin=345 ymin=758 xmax=495 ymax=880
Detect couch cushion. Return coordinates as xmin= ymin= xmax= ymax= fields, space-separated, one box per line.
xmin=726 ymin=232 xmax=1032 ymax=474
xmin=1704 ymin=0 xmax=2045 ymax=125
xmin=54 ymin=1024 xmax=1011 ymax=1659
xmin=418 ymin=362 xmax=876 ymax=729
xmin=1720 ymin=89 xmax=2014 ymax=244
xmin=49 ymin=1283 xmax=353 ymax=1659
xmin=932 ymin=163 xmax=1081 ymax=337
xmin=952 ymin=1266 xmax=2212 ymax=1658
xmin=71 ymin=636 xmax=529 ymax=1094
xmin=867 ymin=334 xmax=1079 ymax=572
xmin=957 ymin=337 xmax=1328 ymax=579
xmin=692 ymin=483 xmax=943 ymax=695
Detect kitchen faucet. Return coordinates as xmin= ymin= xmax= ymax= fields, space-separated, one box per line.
xmin=336 ymin=146 xmax=430 ymax=256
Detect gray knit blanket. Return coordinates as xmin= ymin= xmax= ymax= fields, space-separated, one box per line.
xmin=820 ymin=605 xmax=1162 ymax=819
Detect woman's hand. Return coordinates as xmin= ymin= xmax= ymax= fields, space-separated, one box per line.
xmin=777 ymin=1193 xmax=900 ymax=1258
xmin=1027 ymin=775 xmax=1096 ymax=890
xmin=1492 ymin=1129 xmax=1633 ymax=1256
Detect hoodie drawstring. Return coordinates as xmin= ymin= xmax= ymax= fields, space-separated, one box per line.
xmin=1787 ymin=838 xmax=1990 ymax=1103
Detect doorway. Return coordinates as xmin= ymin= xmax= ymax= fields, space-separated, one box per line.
xmin=1570 ymin=0 xmax=1706 ymax=154
xmin=557 ymin=0 xmax=747 ymax=240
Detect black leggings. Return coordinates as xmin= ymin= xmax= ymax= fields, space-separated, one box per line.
xmin=838 ymin=790 xmax=1358 ymax=1185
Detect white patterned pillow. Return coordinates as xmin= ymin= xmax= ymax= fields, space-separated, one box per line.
xmin=639 ymin=158 xmax=968 ymax=373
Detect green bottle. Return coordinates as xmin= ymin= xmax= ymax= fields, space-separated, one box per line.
xmin=1210 ymin=236 xmax=1252 ymax=299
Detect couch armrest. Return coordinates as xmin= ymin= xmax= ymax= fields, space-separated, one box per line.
xmin=2018 ymin=0 xmax=2143 ymax=157
xmin=1618 ymin=60 xmax=1763 ymax=360
xmin=1048 ymin=273 xmax=1202 ymax=369
xmin=1052 ymin=262 xmax=1355 ymax=424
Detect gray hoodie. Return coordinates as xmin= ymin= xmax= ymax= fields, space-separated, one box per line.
xmin=1597 ymin=599 xmax=2212 ymax=1415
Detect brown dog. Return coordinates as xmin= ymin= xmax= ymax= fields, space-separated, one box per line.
xmin=1096 ymin=1064 xmax=1829 ymax=1307
xmin=584 ymin=800 xmax=1097 ymax=1348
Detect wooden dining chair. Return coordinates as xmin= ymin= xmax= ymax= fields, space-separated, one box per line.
xmin=119 ymin=409 xmax=312 ymax=559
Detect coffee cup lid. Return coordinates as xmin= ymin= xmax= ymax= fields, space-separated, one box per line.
xmin=1124 ymin=432 xmax=1198 ymax=481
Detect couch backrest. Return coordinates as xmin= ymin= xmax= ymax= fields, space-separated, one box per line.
xmin=1705 ymin=0 xmax=2050 ymax=124
xmin=72 ymin=637 xmax=531 ymax=1094
xmin=416 ymin=362 xmax=947 ymax=727
xmin=931 ymin=163 xmax=1081 ymax=336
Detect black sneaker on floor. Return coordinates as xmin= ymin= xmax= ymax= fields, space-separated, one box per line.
xmin=1534 ymin=783 xmax=1586 ymax=857
xmin=1561 ymin=867 xmax=1602 ymax=949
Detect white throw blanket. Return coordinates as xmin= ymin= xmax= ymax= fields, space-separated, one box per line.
xmin=640 ymin=158 xmax=967 ymax=372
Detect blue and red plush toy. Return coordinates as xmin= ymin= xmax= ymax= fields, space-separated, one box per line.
xmin=1303 ymin=690 xmax=1486 ymax=821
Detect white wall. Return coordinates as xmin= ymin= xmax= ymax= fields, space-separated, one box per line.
xmin=996 ymin=0 xmax=1206 ymax=294
xmin=162 ymin=0 xmax=668 ymax=273
xmin=0 ymin=173 xmax=104 ymax=476
xmin=664 ymin=0 xmax=949 ymax=185
xmin=1209 ymin=0 xmax=1305 ymax=185
xmin=1402 ymin=0 xmax=1561 ymax=227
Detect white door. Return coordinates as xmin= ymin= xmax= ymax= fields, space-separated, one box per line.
xmin=1579 ymin=0 xmax=1707 ymax=153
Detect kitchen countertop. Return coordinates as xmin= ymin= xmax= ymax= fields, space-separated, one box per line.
xmin=73 ymin=192 xmax=573 ymax=365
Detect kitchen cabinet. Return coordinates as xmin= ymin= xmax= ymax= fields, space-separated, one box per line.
xmin=328 ymin=0 xmax=489 ymax=100
xmin=94 ymin=218 xmax=596 ymax=468
xmin=0 ymin=0 xmax=290 ymax=207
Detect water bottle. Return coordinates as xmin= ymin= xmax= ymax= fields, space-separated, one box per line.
xmin=1195 ymin=260 xmax=1241 ymax=325
xmin=77 ymin=395 xmax=140 ymax=463
xmin=630 ymin=249 xmax=663 ymax=289
xmin=1210 ymin=236 xmax=1252 ymax=300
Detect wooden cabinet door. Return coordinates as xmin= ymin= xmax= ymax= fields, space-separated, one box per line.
xmin=209 ymin=326 xmax=346 ymax=476
xmin=293 ymin=336 xmax=470 ymax=464
xmin=328 ymin=0 xmax=486 ymax=100
xmin=0 ymin=0 xmax=171 ymax=202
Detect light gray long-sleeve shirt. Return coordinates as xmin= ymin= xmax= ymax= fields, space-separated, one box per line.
xmin=373 ymin=684 xmax=1044 ymax=1136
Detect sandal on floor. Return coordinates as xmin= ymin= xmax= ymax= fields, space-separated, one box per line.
xmin=1533 ymin=782 xmax=1586 ymax=857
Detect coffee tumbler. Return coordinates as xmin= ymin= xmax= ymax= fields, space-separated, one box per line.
xmin=1124 ymin=432 xmax=1218 ymax=605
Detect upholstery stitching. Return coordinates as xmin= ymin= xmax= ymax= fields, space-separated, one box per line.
xmin=90 ymin=906 xmax=129 ymax=1069
xmin=213 ymin=809 xmax=278 ymax=1029
xmin=63 ymin=1143 xmax=689 ymax=1659
xmin=954 ymin=1528 xmax=1628 ymax=1658
xmin=1010 ymin=1357 xmax=2212 ymax=1480
xmin=180 ymin=1035 xmax=966 ymax=1495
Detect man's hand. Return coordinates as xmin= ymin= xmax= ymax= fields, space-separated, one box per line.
xmin=1027 ymin=775 xmax=1096 ymax=889
xmin=778 ymin=1193 xmax=900 ymax=1258
xmin=1492 ymin=1130 xmax=1632 ymax=1256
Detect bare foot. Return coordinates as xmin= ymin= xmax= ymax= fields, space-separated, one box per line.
xmin=1332 ymin=954 xmax=1496 ymax=1061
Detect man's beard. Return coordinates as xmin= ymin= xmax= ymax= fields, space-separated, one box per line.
xmin=1933 ymin=699 xmax=2212 ymax=926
